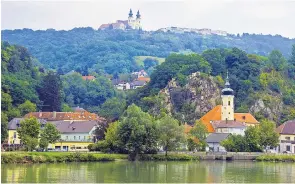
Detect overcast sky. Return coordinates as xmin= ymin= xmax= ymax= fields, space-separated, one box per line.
xmin=2 ymin=0 xmax=295 ymax=38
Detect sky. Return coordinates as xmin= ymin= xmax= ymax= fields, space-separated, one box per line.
xmin=1 ymin=0 xmax=295 ymax=38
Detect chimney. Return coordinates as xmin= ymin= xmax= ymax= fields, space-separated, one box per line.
xmin=72 ymin=127 xmax=76 ymax=131
xmin=53 ymin=111 xmax=56 ymax=119
xmin=226 ymin=118 xmax=228 ymax=124
xmin=39 ymin=111 xmax=42 ymax=118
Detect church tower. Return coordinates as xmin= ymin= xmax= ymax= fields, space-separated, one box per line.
xmin=128 ymin=9 xmax=134 ymax=26
xmin=135 ymin=10 xmax=142 ymax=30
xmin=221 ymin=72 xmax=234 ymax=120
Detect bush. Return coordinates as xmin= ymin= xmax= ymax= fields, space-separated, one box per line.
xmin=87 ymin=144 xmax=96 ymax=151
xmin=256 ymin=155 xmax=295 ymax=162
xmin=95 ymin=141 xmax=111 ymax=152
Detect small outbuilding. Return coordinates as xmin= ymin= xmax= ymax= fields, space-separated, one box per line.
xmin=206 ymin=133 xmax=230 ymax=152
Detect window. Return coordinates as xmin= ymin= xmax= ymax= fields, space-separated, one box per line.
xmin=228 ymin=101 xmax=231 ymax=106
xmin=286 ymin=137 xmax=290 ymax=140
xmin=74 ymin=136 xmax=76 ymax=140
xmin=286 ymin=145 xmax=291 ymax=151
xmin=229 ymin=112 xmax=230 ymax=114
xmin=13 ymin=132 xmax=17 ymax=139
xmin=79 ymin=136 xmax=80 ymax=140
xmin=66 ymin=136 xmax=68 ymax=140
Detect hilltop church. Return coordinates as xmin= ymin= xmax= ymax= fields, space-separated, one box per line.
xmin=200 ymin=73 xmax=259 ymax=133
xmin=99 ymin=9 xmax=142 ymax=30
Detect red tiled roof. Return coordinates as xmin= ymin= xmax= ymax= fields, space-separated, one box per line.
xmin=25 ymin=111 xmax=105 ymax=122
xmin=82 ymin=76 xmax=95 ymax=80
xmin=138 ymin=77 xmax=150 ymax=82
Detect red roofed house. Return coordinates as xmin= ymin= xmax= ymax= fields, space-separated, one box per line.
xmin=23 ymin=111 xmax=107 ymax=151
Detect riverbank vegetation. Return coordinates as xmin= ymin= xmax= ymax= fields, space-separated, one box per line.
xmin=1 ymin=152 xmax=200 ymax=163
xmin=1 ymin=152 xmax=128 ymax=164
xmin=256 ymin=154 xmax=295 ymax=162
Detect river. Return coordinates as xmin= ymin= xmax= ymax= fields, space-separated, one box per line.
xmin=1 ymin=161 xmax=295 ymax=183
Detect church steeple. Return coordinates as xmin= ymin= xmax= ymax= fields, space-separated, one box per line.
xmin=221 ymin=70 xmax=234 ymax=120
xmin=136 ymin=10 xmax=141 ymax=19
xmin=129 ymin=9 xmax=133 ymax=18
xmin=222 ymin=71 xmax=234 ymax=96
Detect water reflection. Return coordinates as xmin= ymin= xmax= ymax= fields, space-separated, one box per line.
xmin=2 ymin=161 xmax=295 ymax=183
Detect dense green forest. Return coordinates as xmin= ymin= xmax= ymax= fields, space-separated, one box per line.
xmin=2 ymin=28 xmax=295 ymax=75
xmin=1 ymin=34 xmax=295 ymax=143
xmin=0 ymin=42 xmax=120 ymax=142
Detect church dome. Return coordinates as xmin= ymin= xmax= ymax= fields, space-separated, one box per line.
xmin=222 ymin=87 xmax=234 ymax=95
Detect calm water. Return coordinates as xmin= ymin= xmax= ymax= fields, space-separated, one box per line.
xmin=1 ymin=161 xmax=295 ymax=183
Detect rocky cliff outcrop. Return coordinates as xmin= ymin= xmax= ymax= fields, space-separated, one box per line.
xmin=156 ymin=72 xmax=288 ymax=125
xmin=160 ymin=72 xmax=221 ymax=124
xmin=249 ymin=95 xmax=284 ymax=122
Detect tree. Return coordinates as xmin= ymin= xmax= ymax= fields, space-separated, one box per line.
xmin=1 ymin=92 xmax=12 ymax=112
xmin=259 ymin=119 xmax=279 ymax=149
xmin=17 ymin=117 xmax=40 ymax=151
xmin=39 ymin=71 xmax=63 ymax=111
xmin=99 ymin=98 xmax=126 ymax=121
xmin=18 ymin=100 xmax=37 ymax=116
xmin=288 ymin=45 xmax=295 ymax=78
xmin=221 ymin=134 xmax=246 ymax=152
xmin=289 ymin=44 xmax=295 ymax=65
xmin=117 ymin=104 xmax=158 ymax=160
xmin=61 ymin=103 xmax=73 ymax=112
xmin=244 ymin=126 xmax=262 ymax=152
xmin=190 ymin=120 xmax=208 ymax=151
xmin=268 ymin=50 xmax=287 ymax=71
xmin=40 ymin=123 xmax=61 ymax=147
xmin=104 ymin=121 xmax=122 ymax=153
xmin=143 ymin=58 xmax=158 ymax=70
xmin=93 ymin=121 xmax=109 ymax=141
xmin=24 ymin=137 xmax=39 ymax=152
xmin=39 ymin=137 xmax=49 ymax=151
xmin=157 ymin=115 xmax=185 ymax=156
xmin=1 ymin=112 xmax=8 ymax=143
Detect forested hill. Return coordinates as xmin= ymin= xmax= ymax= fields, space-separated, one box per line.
xmin=2 ymin=28 xmax=295 ymax=75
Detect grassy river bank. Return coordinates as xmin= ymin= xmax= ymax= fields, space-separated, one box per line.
xmin=1 ymin=152 xmax=200 ymax=163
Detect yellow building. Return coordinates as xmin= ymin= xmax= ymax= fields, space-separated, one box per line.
xmin=7 ymin=112 xmax=106 ymax=151
xmin=48 ymin=120 xmax=98 ymax=151
xmin=7 ymin=118 xmax=47 ymax=145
